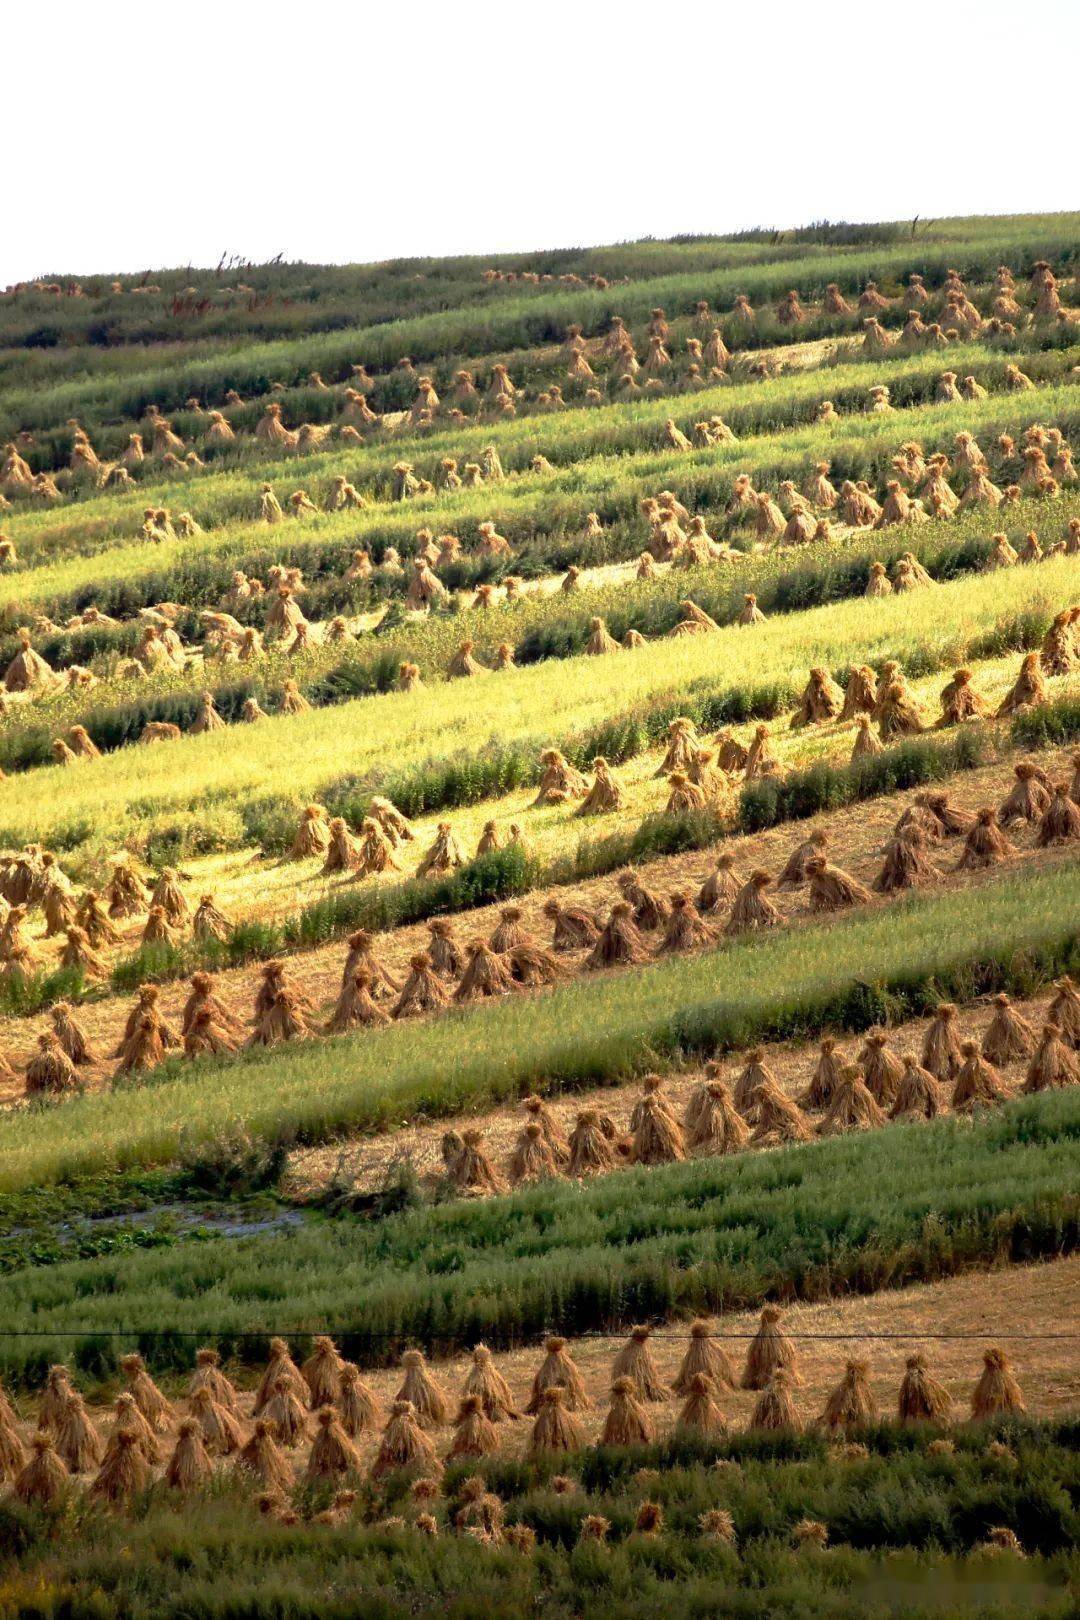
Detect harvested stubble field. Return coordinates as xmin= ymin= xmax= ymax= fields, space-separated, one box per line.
xmin=0 ymin=1090 xmax=1076 ymax=1379
xmin=2 ymin=547 xmax=1079 ymax=863
xmin=0 ymin=724 xmax=1077 ymax=1099
xmin=2 ymin=215 xmax=1080 ymax=1618
xmin=3 ymin=1257 xmax=1077 ymax=1456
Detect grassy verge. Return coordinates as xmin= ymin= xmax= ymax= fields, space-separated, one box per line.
xmin=0 ymin=1091 xmax=1075 ymax=1385
xmin=1 ymin=1421 xmax=1076 ymax=1620
xmin=0 ymin=1165 xmax=286 ymax=1276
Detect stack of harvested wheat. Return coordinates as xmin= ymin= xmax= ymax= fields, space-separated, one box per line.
xmin=287 ymin=982 xmax=1073 ymax=1201
xmin=0 ymin=1326 xmax=1027 ymax=1512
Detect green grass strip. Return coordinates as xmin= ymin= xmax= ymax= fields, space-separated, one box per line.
xmin=0 ymin=548 xmax=1072 ymax=857
xmin=0 ymin=1090 xmax=1075 ymax=1388
xmin=6 ymin=1418 xmax=1078 ymax=1616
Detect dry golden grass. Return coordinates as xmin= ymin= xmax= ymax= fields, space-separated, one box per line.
xmin=189 ymin=648 xmax=1073 ymax=932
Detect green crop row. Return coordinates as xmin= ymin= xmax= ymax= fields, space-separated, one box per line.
xmin=0 ymin=1088 xmax=1075 ymax=1386
xmin=4 ymin=1420 xmax=1075 ymax=1618
xmin=3 ymin=851 xmax=1080 ymax=1198
xmin=0 ymin=550 xmax=1070 ymax=860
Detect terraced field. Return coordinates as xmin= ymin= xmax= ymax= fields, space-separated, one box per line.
xmin=1 ymin=216 xmax=1079 ymax=1618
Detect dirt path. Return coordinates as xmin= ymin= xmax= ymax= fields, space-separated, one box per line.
xmin=10 ymin=1256 xmax=1077 ymax=1477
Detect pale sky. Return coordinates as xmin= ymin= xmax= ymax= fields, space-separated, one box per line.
xmin=6 ymin=0 xmax=1079 ymax=285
